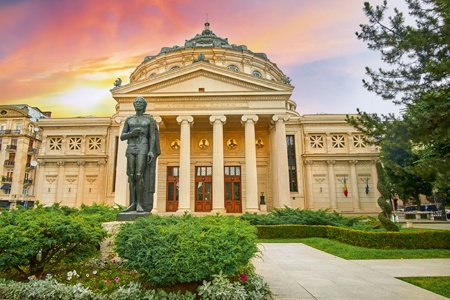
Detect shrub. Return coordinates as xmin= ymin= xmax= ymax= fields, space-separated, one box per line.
xmin=0 ymin=205 xmax=107 ymax=278
xmin=115 ymin=214 xmax=258 ymax=286
xmin=241 ymin=207 xmax=366 ymax=228
xmin=257 ymin=225 xmax=450 ymax=249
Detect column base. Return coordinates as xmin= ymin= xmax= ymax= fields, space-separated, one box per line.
xmin=151 ymin=208 xmax=159 ymax=214
xmin=246 ymin=208 xmax=261 ymax=213
xmin=211 ymin=208 xmax=226 ymax=214
xmin=176 ymin=208 xmax=191 ymax=214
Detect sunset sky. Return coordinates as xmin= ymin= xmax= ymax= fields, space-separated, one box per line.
xmin=0 ymin=0 xmax=405 ymax=118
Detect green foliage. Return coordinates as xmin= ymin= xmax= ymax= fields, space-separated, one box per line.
xmin=0 ymin=272 xmax=269 ymax=300
xmin=256 ymin=225 xmax=329 ymax=239
xmin=256 ymin=225 xmax=450 ymax=249
xmin=115 ymin=214 xmax=258 ymax=287
xmin=0 ymin=205 xmax=107 ymax=278
xmin=241 ymin=207 xmax=363 ymax=228
xmin=261 ymin=238 xmax=450 ymax=260
xmin=197 ymin=272 xmax=269 ymax=300
xmin=348 ymin=0 xmax=450 ymax=193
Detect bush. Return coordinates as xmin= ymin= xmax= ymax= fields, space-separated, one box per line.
xmin=0 ymin=273 xmax=269 ymax=300
xmin=0 ymin=205 xmax=107 ymax=278
xmin=257 ymin=225 xmax=450 ymax=249
xmin=115 ymin=214 xmax=258 ymax=286
xmin=241 ymin=207 xmax=365 ymax=228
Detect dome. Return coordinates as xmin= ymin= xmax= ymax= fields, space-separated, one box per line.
xmin=129 ymin=22 xmax=291 ymax=85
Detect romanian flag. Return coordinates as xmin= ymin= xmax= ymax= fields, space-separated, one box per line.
xmin=343 ymin=177 xmax=348 ymax=197
xmin=366 ymin=180 xmax=369 ymax=194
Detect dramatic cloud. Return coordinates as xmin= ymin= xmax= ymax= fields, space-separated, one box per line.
xmin=0 ymin=0 xmax=402 ymax=117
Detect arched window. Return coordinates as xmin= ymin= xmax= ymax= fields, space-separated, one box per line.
xmin=169 ymin=66 xmax=180 ymax=71
xmin=227 ymin=65 xmax=239 ymax=72
xmin=252 ymin=70 xmax=262 ymax=77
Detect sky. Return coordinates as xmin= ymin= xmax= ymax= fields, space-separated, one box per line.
xmin=0 ymin=0 xmax=405 ymax=118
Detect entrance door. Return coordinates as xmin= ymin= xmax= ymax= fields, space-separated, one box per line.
xmin=166 ymin=166 xmax=179 ymax=212
xmin=224 ymin=166 xmax=242 ymax=213
xmin=195 ymin=166 xmax=212 ymax=212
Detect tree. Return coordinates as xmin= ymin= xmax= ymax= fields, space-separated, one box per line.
xmin=375 ymin=162 xmax=399 ymax=231
xmin=348 ymin=0 xmax=450 ymax=196
xmin=0 ymin=205 xmax=106 ymax=278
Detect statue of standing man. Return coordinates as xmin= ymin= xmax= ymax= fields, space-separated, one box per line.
xmin=121 ymin=97 xmax=160 ymax=212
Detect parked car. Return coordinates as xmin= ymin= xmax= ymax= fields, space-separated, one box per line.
xmin=404 ymin=205 xmax=417 ymax=212
xmin=420 ymin=204 xmax=437 ymax=212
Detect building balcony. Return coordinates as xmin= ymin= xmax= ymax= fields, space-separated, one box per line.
xmin=5 ymin=145 xmax=17 ymax=152
xmin=1 ymin=177 xmax=12 ymax=183
xmin=3 ymin=160 xmax=15 ymax=167
xmin=23 ymin=178 xmax=33 ymax=186
xmin=28 ymin=147 xmax=38 ymax=154
xmin=25 ymin=163 xmax=35 ymax=170
xmin=0 ymin=130 xmax=21 ymax=136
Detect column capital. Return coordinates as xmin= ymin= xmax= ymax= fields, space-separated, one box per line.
xmin=271 ymin=114 xmax=290 ymax=123
xmin=209 ymin=115 xmax=227 ymax=125
xmin=241 ymin=114 xmax=258 ymax=124
xmin=349 ymin=160 xmax=359 ymax=165
xmin=153 ymin=116 xmax=162 ymax=124
xmin=327 ymin=160 xmax=336 ymax=165
xmin=304 ymin=160 xmax=314 ymax=165
xmin=176 ymin=115 xmax=194 ymax=125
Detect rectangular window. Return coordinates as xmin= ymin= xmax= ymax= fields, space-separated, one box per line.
xmin=286 ymin=135 xmax=298 ymax=192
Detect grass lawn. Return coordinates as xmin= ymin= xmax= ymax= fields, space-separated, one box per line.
xmin=257 ymin=237 xmax=450 ymax=260
xmin=399 ymin=277 xmax=450 ymax=299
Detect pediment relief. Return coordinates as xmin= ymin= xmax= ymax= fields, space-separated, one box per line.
xmin=0 ymin=107 xmax=28 ymax=119
xmin=113 ymin=63 xmax=293 ymax=96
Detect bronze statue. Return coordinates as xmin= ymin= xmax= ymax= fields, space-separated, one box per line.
xmin=121 ymin=97 xmax=160 ymax=212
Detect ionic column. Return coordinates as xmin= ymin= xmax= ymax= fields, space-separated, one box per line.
xmin=327 ymin=160 xmax=337 ymax=210
xmin=152 ymin=116 xmax=162 ymax=213
xmin=176 ymin=116 xmax=194 ymax=212
xmin=210 ymin=115 xmax=227 ymax=213
xmin=114 ymin=119 xmax=128 ymax=207
xmin=271 ymin=115 xmax=291 ymax=208
xmin=35 ymin=159 xmax=46 ymax=201
xmin=97 ymin=160 xmax=106 ymax=204
xmin=241 ymin=115 xmax=259 ymax=212
xmin=76 ymin=161 xmax=85 ymax=207
xmin=349 ymin=160 xmax=361 ymax=211
xmin=56 ymin=161 xmax=65 ymax=203
xmin=304 ymin=160 xmax=314 ymax=209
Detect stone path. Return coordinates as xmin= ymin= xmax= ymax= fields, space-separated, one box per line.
xmin=254 ymin=243 xmax=450 ymax=299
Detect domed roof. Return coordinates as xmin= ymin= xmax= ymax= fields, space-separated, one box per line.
xmin=143 ymin=22 xmax=268 ymax=62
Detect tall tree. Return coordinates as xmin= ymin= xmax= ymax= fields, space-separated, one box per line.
xmin=348 ymin=0 xmax=450 ymax=196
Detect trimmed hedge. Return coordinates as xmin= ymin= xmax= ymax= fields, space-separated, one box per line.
xmin=257 ymin=225 xmax=450 ymax=249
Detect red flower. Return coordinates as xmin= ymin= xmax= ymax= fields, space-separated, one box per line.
xmin=115 ymin=276 xmax=120 ymax=282
xmin=106 ymin=279 xmax=111 ymax=285
xmin=240 ymin=274 xmax=247 ymax=282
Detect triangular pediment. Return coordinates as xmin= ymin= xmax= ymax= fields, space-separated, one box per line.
xmin=112 ymin=62 xmax=293 ymax=97
xmin=0 ymin=106 xmax=29 ymax=119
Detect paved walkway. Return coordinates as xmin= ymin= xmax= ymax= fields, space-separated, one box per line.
xmin=253 ymin=243 xmax=450 ymax=299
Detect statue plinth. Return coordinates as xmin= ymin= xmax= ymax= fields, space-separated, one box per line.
xmin=116 ymin=211 xmax=151 ymax=221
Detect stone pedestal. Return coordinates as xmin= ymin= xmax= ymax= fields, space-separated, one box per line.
xmin=260 ymin=204 xmax=267 ymax=212
xmin=116 ymin=211 xmax=151 ymax=221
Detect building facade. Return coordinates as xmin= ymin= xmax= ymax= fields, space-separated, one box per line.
xmin=1 ymin=23 xmax=381 ymax=214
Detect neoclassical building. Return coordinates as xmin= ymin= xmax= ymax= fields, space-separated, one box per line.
xmin=0 ymin=23 xmax=381 ymax=214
